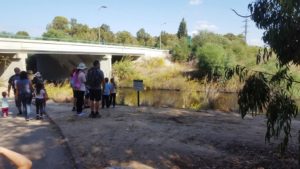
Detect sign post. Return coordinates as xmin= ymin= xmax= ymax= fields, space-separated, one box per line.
xmin=133 ymin=80 xmax=143 ymax=107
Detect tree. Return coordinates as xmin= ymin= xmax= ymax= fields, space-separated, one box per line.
xmin=232 ymin=0 xmax=300 ymax=155
xmin=16 ymin=31 xmax=29 ymax=38
xmin=172 ymin=38 xmax=191 ymax=62
xmin=196 ymin=43 xmax=226 ymax=76
xmin=100 ymin=24 xmax=115 ymax=43
xmin=160 ymin=31 xmax=179 ymax=49
xmin=249 ymin=0 xmax=300 ymax=66
xmin=115 ymin=31 xmax=136 ymax=45
xmin=136 ymin=28 xmax=151 ymax=46
xmin=43 ymin=16 xmax=70 ymax=39
xmin=47 ymin=16 xmax=69 ymax=32
xmin=177 ymin=18 xmax=188 ymax=39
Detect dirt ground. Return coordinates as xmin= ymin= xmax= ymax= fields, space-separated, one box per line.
xmin=46 ymin=102 xmax=300 ymax=169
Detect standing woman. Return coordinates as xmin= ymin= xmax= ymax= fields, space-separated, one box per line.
xmin=16 ymin=71 xmax=33 ymax=121
xmin=110 ymin=78 xmax=117 ymax=108
xmin=70 ymin=68 xmax=77 ymax=111
xmin=74 ymin=63 xmax=87 ymax=116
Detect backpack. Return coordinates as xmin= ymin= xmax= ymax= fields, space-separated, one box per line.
xmin=71 ymin=72 xmax=81 ymax=89
xmin=87 ymin=67 xmax=103 ymax=88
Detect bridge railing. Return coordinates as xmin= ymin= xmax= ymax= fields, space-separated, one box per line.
xmin=0 ymin=33 xmax=161 ymax=50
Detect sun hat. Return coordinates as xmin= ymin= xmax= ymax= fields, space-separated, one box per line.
xmin=77 ymin=63 xmax=87 ymax=70
xmin=34 ymin=72 xmax=41 ymax=77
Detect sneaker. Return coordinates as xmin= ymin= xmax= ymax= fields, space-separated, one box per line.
xmin=95 ymin=112 xmax=101 ymax=118
xmin=77 ymin=112 xmax=85 ymax=116
xmin=89 ymin=112 xmax=94 ymax=118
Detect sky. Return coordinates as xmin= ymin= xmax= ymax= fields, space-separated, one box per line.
xmin=0 ymin=0 xmax=265 ymax=46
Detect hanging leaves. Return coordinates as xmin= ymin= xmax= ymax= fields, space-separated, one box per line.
xmin=238 ymin=73 xmax=270 ymax=118
xmin=265 ymin=92 xmax=298 ymax=154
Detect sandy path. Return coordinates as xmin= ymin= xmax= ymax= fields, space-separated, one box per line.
xmin=46 ymin=103 xmax=300 ymax=169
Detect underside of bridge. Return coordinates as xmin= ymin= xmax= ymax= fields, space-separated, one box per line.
xmin=0 ymin=53 xmax=139 ymax=82
xmin=0 ymin=53 xmax=19 ymax=78
xmin=27 ymin=54 xmax=108 ymax=81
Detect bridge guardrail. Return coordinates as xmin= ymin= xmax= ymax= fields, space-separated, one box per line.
xmin=0 ymin=34 xmax=162 ymax=50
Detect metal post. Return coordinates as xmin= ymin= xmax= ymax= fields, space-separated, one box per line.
xmin=160 ymin=31 xmax=162 ymax=49
xmin=99 ymin=27 xmax=101 ymax=44
xmin=98 ymin=5 xmax=107 ymax=44
xmin=137 ymin=91 xmax=140 ymax=107
xmin=160 ymin=22 xmax=166 ymax=49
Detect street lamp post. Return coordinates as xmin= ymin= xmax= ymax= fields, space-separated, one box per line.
xmin=160 ymin=22 xmax=167 ymax=49
xmin=98 ymin=5 xmax=107 ymax=44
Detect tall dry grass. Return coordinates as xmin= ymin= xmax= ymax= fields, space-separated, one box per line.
xmin=45 ymin=81 xmax=73 ymax=103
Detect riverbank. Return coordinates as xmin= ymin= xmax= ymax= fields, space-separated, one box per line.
xmin=46 ymin=102 xmax=299 ymax=169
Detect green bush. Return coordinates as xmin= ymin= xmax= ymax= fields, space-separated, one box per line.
xmin=172 ymin=38 xmax=191 ymax=62
xmin=196 ymin=43 xmax=226 ymax=76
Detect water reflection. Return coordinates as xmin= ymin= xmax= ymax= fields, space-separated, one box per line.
xmin=117 ymin=88 xmax=238 ymax=111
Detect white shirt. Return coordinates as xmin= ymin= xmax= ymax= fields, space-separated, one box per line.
xmin=35 ymin=89 xmax=46 ymax=99
xmin=78 ymin=71 xmax=86 ymax=91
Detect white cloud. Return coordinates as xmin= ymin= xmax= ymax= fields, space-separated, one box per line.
xmin=189 ymin=0 xmax=203 ymax=5
xmin=191 ymin=21 xmax=218 ymax=35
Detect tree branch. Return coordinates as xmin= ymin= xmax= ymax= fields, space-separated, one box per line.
xmin=231 ymin=9 xmax=252 ymax=18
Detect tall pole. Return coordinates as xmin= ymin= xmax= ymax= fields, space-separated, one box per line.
xmin=160 ymin=22 xmax=166 ymax=49
xmin=243 ymin=18 xmax=248 ymax=43
xmin=98 ymin=5 xmax=107 ymax=44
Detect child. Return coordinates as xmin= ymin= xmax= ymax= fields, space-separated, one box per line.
xmin=34 ymin=83 xmax=48 ymax=119
xmin=1 ymin=92 xmax=9 ymax=117
xmin=109 ymin=78 xmax=117 ymax=108
xmin=102 ymin=77 xmax=111 ymax=108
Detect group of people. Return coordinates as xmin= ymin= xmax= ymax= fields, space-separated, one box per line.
xmin=1 ymin=67 xmax=48 ymax=121
xmin=1 ymin=59 xmax=117 ymax=120
xmin=70 ymin=60 xmax=117 ymax=118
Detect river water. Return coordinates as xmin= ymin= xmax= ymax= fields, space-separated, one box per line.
xmin=116 ymin=88 xmax=239 ymax=111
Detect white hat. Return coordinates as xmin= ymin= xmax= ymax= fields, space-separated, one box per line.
xmin=34 ymin=72 xmax=41 ymax=77
xmin=77 ymin=63 xmax=87 ymax=70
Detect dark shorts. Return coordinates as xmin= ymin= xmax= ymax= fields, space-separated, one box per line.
xmin=73 ymin=89 xmax=76 ymax=98
xmin=89 ymin=89 xmax=101 ymax=101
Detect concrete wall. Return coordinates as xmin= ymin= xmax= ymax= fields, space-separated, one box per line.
xmin=0 ymin=52 xmax=27 ymax=81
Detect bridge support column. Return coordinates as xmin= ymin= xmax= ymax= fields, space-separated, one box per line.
xmin=100 ymin=54 xmax=112 ymax=78
xmin=0 ymin=52 xmax=27 ymax=81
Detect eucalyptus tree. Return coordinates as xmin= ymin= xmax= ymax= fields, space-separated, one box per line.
xmin=229 ymin=0 xmax=300 ymax=155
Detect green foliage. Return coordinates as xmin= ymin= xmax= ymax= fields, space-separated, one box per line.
xmin=16 ymin=31 xmax=29 ymax=38
xmin=160 ymin=31 xmax=179 ymax=49
xmin=43 ymin=28 xmax=70 ymax=39
xmin=115 ymin=31 xmax=137 ymax=45
xmin=238 ymin=73 xmax=270 ymax=118
xmin=136 ymin=28 xmax=152 ymax=46
xmin=266 ymin=92 xmax=298 ymax=154
xmin=196 ymin=43 xmax=226 ymax=76
xmin=177 ymin=18 xmax=188 ymax=39
xmin=112 ymin=58 xmax=137 ymax=80
xmin=192 ymin=31 xmax=230 ymax=48
xmin=47 ymin=16 xmax=69 ymax=32
xmin=249 ymin=0 xmax=300 ymax=65
xmin=100 ymin=24 xmax=115 ymax=43
xmin=172 ymin=38 xmax=191 ymax=62
xmin=226 ymin=64 xmax=299 ymax=155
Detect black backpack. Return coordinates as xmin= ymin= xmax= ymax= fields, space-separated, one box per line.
xmin=87 ymin=67 xmax=103 ymax=88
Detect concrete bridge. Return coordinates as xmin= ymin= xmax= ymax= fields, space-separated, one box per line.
xmin=0 ymin=38 xmax=169 ymax=81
